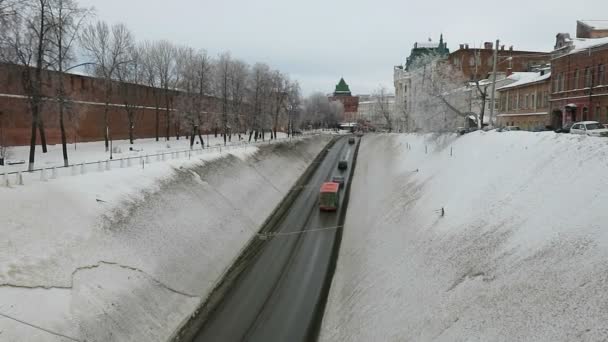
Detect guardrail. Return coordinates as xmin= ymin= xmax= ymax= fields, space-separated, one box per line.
xmin=1 ymin=135 xmax=311 ymax=188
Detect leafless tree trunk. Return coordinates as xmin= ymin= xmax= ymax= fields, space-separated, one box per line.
xmin=49 ymin=0 xmax=90 ymax=166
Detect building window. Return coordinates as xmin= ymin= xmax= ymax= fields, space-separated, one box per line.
xmin=583 ymin=107 xmax=588 ymax=121
xmin=574 ymin=69 xmax=579 ymax=89
xmin=560 ymin=73 xmax=565 ymax=92
xmin=596 ymin=106 xmax=601 ymax=122
xmin=585 ymin=67 xmax=592 ymax=88
xmin=599 ymin=64 xmax=605 ymax=85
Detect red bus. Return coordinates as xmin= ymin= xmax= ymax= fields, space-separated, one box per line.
xmin=319 ymin=182 xmax=340 ymax=211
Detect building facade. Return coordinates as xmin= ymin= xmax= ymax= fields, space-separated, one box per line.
xmin=448 ymin=43 xmax=550 ymax=81
xmin=550 ymin=23 xmax=608 ymax=126
xmin=357 ymin=94 xmax=396 ymax=130
xmin=496 ymin=70 xmax=552 ymax=129
xmin=328 ymin=78 xmax=359 ymax=122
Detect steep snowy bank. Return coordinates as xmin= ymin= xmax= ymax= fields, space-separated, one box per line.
xmin=321 ymin=132 xmax=608 ymax=342
xmin=0 ymin=136 xmax=330 ymax=342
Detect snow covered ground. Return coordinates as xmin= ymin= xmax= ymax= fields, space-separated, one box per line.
xmin=1 ymin=133 xmax=288 ymax=173
xmin=0 ymin=134 xmax=330 ymax=342
xmin=321 ymin=132 xmax=608 ymax=341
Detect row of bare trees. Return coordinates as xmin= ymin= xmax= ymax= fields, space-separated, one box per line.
xmin=0 ymin=0 xmax=303 ymax=171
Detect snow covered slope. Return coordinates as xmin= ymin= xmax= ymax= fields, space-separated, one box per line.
xmin=0 ymin=136 xmax=330 ymax=342
xmin=321 ymin=132 xmax=608 ymax=342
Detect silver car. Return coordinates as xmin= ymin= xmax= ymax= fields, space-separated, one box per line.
xmin=570 ymin=121 xmax=608 ymax=137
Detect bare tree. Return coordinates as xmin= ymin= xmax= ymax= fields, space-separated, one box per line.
xmin=214 ymin=52 xmax=232 ymax=145
xmin=48 ymin=0 xmax=90 ymax=166
xmin=373 ymin=86 xmax=393 ymax=132
xmin=269 ymin=70 xmax=288 ymax=139
xmin=0 ymin=0 xmax=55 ymax=170
xmin=139 ymin=40 xmax=161 ymax=141
xmin=229 ymin=58 xmax=248 ymax=141
xmin=286 ymin=80 xmax=302 ymax=136
xmin=151 ymin=40 xmax=176 ymax=141
xmin=116 ymin=46 xmax=142 ymax=144
xmin=247 ymin=63 xmax=271 ymax=142
xmin=80 ymin=21 xmax=134 ymax=151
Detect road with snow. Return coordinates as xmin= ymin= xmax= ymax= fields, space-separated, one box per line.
xmin=192 ymin=136 xmax=357 ymax=342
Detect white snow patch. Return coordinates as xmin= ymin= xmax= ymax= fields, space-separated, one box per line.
xmin=321 ymin=132 xmax=608 ymax=342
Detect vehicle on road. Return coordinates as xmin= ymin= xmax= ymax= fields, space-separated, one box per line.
xmin=555 ymin=122 xmax=573 ymax=133
xmin=570 ymin=121 xmax=608 ymax=137
xmin=319 ymin=182 xmax=340 ymax=211
xmin=331 ymin=175 xmax=345 ymax=188
xmin=338 ymin=160 xmax=348 ymax=170
xmin=348 ymin=137 xmax=355 ymax=144
xmin=503 ymin=126 xmax=521 ymax=131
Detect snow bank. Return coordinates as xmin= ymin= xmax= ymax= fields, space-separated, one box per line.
xmin=321 ymin=132 xmax=608 ymax=341
xmin=0 ymin=135 xmax=330 ymax=342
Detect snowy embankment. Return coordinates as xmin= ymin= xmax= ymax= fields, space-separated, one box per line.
xmin=321 ymin=132 xmax=608 ymax=341
xmin=0 ymin=135 xmax=330 ymax=342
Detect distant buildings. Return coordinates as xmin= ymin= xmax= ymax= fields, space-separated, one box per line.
xmin=328 ymin=78 xmax=360 ymax=122
xmin=549 ymin=21 xmax=608 ymax=126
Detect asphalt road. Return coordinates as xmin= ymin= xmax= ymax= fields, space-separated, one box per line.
xmin=193 ymin=136 xmax=356 ymax=342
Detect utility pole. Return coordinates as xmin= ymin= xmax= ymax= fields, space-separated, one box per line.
xmin=488 ymin=39 xmax=500 ymax=128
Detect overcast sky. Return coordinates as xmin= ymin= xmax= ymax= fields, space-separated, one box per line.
xmin=79 ymin=0 xmax=608 ymax=96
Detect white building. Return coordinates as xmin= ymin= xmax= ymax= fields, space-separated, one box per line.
xmin=357 ymin=93 xmax=396 ymax=130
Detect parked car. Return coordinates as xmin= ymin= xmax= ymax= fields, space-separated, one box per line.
xmin=503 ymin=126 xmax=521 ymax=131
xmin=555 ymin=122 xmax=573 ymax=133
xmin=338 ymin=160 xmax=348 ymax=170
xmin=348 ymin=137 xmax=355 ymax=144
xmin=570 ymin=121 xmax=608 ymax=137
xmin=331 ymin=175 xmax=345 ymax=188
xmin=457 ymin=127 xmax=478 ymax=135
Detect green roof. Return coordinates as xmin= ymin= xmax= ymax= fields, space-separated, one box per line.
xmin=334 ymin=78 xmax=351 ymax=95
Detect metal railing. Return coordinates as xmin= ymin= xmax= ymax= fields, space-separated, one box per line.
xmin=1 ymin=135 xmax=312 ymax=187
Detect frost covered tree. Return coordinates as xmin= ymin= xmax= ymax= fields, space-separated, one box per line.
xmin=406 ymin=54 xmax=470 ymax=132
xmin=302 ymin=93 xmax=342 ymax=129
xmin=115 ymin=46 xmax=143 ymax=144
xmin=286 ymin=81 xmax=302 ymax=136
xmin=373 ymin=86 xmax=393 ymax=132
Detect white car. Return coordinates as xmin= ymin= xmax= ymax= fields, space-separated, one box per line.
xmin=569 ymin=121 xmax=608 ymax=137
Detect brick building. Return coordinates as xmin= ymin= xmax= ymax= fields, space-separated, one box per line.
xmin=328 ymin=78 xmax=359 ymax=122
xmin=577 ymin=20 xmax=608 ymax=39
xmin=496 ymin=70 xmax=552 ymax=129
xmin=550 ymin=23 xmax=608 ymax=126
xmin=0 ymin=63 xmax=221 ymax=146
xmin=448 ymin=43 xmax=550 ymax=81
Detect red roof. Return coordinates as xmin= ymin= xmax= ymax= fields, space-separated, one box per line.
xmin=320 ymin=182 xmax=340 ymax=193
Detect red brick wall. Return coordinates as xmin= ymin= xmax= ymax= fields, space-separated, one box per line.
xmin=550 ymin=46 xmax=608 ymax=125
xmin=0 ymin=63 xmax=222 ymax=146
xmin=448 ymin=49 xmax=550 ymax=80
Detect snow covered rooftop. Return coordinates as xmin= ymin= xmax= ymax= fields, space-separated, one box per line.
xmin=579 ymin=20 xmax=608 ymax=30
xmin=497 ymin=72 xmax=551 ymax=91
xmin=414 ymin=42 xmax=440 ymax=49
xmin=555 ymin=36 xmax=608 ymax=58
